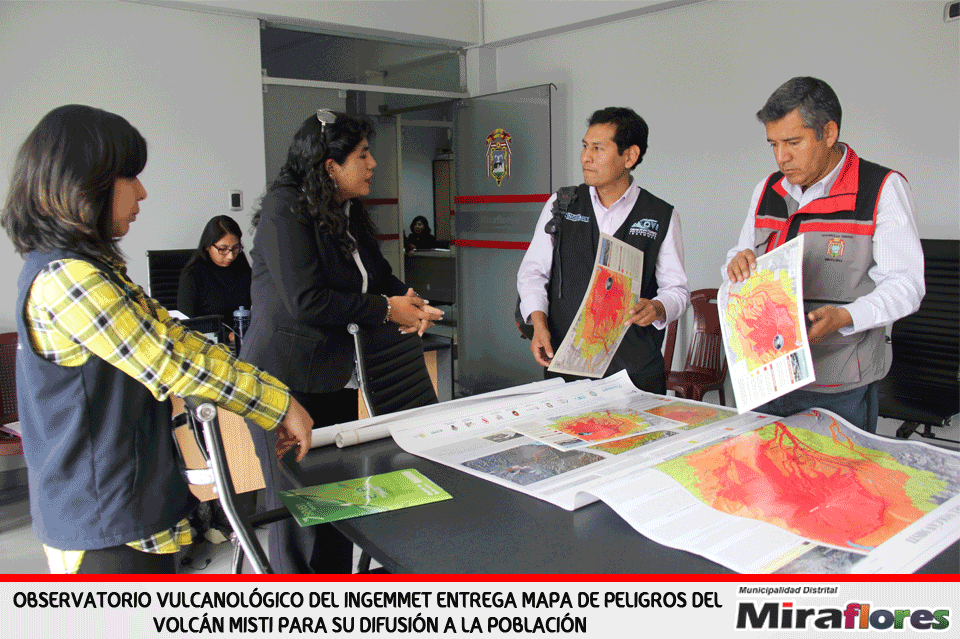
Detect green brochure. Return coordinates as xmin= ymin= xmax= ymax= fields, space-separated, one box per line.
xmin=279 ymin=469 xmax=452 ymax=527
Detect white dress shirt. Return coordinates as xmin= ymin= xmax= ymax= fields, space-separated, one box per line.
xmin=517 ymin=179 xmax=690 ymax=330
xmin=722 ymin=144 xmax=925 ymax=335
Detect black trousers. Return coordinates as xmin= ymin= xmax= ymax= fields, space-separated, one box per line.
xmin=73 ymin=544 xmax=178 ymax=574
xmin=249 ymin=387 xmax=358 ymax=574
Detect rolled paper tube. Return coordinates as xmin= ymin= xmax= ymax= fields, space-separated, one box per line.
xmin=335 ymin=423 xmax=392 ymax=448
xmin=310 ymin=378 xmax=570 ymax=450
xmin=309 ymin=424 xmax=346 ymax=449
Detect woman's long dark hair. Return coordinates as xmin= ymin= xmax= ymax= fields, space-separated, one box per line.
xmin=254 ymin=111 xmax=378 ymax=261
xmin=2 ymin=104 xmax=147 ymax=263
xmin=410 ymin=215 xmax=432 ymax=235
xmin=185 ymin=214 xmax=250 ymax=271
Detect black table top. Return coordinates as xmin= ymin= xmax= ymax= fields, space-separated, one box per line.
xmin=292 ymin=439 xmax=958 ymax=575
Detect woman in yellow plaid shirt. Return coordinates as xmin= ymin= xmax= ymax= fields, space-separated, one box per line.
xmin=1 ymin=104 xmax=313 ymax=574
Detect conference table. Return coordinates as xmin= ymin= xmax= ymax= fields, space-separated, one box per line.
xmin=291 ymin=436 xmax=960 ymax=575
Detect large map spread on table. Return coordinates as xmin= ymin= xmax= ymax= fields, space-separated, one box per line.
xmin=388 ymin=371 xmax=960 ymax=573
xmin=655 ymin=410 xmax=947 ymax=550
xmin=724 ymin=269 xmax=802 ymax=372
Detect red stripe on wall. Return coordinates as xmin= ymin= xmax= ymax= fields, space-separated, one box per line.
xmin=361 ymin=198 xmax=399 ymax=206
xmin=376 ymin=234 xmax=400 ymax=241
xmin=454 ymin=194 xmax=551 ymax=204
xmin=453 ymin=239 xmax=530 ymax=250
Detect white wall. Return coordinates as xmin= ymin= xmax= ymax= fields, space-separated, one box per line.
xmin=481 ymin=0 xmax=689 ymax=44
xmin=145 ymin=0 xmax=480 ymax=46
xmin=2 ymin=0 xmax=955 ymax=335
xmin=0 ymin=1 xmax=267 ymax=332
xmin=495 ymin=0 xmax=960 ymax=302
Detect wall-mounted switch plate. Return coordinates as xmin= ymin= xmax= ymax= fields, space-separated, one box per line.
xmin=230 ymin=190 xmax=242 ymax=211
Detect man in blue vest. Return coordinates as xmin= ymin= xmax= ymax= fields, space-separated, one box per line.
xmin=724 ymin=77 xmax=925 ymax=432
xmin=517 ymin=107 xmax=690 ymax=393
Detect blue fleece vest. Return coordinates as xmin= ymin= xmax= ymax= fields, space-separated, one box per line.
xmin=16 ymin=250 xmax=195 ymax=550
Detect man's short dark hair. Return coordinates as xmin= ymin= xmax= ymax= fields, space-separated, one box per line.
xmin=756 ymin=76 xmax=842 ymax=139
xmin=588 ymin=107 xmax=648 ymax=169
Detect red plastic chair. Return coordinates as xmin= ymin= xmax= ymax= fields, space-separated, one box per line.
xmin=663 ymin=289 xmax=727 ymax=405
xmin=0 ymin=332 xmax=22 ymax=456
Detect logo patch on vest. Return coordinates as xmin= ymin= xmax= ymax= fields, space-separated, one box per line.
xmin=826 ymin=237 xmax=845 ymax=258
xmin=629 ymin=218 xmax=660 ymax=239
xmin=563 ymin=212 xmax=590 ymax=223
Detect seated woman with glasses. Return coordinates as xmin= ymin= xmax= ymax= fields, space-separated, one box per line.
xmin=177 ymin=215 xmax=251 ymax=328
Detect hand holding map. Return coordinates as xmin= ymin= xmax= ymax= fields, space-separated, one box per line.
xmin=548 ymin=234 xmax=643 ymax=378
xmin=718 ymin=235 xmax=815 ymax=412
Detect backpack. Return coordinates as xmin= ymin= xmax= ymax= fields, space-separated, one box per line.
xmin=514 ymin=186 xmax=579 ymax=339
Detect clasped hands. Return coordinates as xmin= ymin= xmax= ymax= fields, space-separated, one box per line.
xmin=388 ymin=288 xmax=443 ymax=336
xmin=270 ymin=291 xmax=442 ymax=462
xmin=727 ymin=249 xmax=852 ymax=343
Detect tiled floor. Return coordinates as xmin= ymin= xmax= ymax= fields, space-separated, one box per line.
xmin=0 ymin=413 xmax=955 ymax=575
xmin=0 ymin=484 xmax=375 ymax=575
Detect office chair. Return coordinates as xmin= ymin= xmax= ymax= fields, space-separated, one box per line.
xmin=0 ymin=332 xmax=23 ymax=456
xmin=180 ymin=314 xmax=227 ymax=344
xmin=878 ymin=238 xmax=959 ymax=445
xmin=663 ymin=288 xmax=727 ymax=405
xmin=145 ymin=249 xmax=193 ymax=310
xmin=176 ymin=324 xmax=439 ymax=573
xmin=348 ymin=322 xmax=439 ymax=417
xmin=347 ymin=322 xmax=439 ymax=571
xmin=175 ymin=398 xmax=279 ymax=574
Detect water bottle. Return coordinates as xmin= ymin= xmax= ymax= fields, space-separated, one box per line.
xmin=233 ymin=306 xmax=250 ymax=355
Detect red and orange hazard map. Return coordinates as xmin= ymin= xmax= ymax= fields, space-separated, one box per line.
xmin=719 ymin=235 xmax=815 ymax=412
xmin=549 ymin=234 xmax=643 ymax=377
xmin=655 ymin=410 xmax=946 ymax=552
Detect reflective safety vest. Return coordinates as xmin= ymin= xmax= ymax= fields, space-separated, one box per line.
xmin=753 ymin=147 xmax=896 ymax=392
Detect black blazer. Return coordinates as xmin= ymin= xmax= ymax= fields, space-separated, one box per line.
xmin=240 ymin=187 xmax=407 ymax=393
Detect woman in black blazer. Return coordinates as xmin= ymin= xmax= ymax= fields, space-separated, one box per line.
xmin=241 ymin=110 xmax=442 ymax=573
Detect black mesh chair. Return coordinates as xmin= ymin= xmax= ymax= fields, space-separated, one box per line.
xmin=347 ymin=322 xmax=439 ymax=572
xmin=180 ymin=314 xmax=227 ymax=345
xmin=877 ymin=239 xmax=959 ymax=445
xmin=146 ymin=249 xmax=193 ymax=310
xmin=348 ymin=322 xmax=439 ymax=417
xmin=176 ymin=324 xmax=439 ymax=573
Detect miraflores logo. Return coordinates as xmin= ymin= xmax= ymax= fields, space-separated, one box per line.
xmin=628 ymin=218 xmax=659 ymax=239
xmin=736 ymin=600 xmax=951 ymax=631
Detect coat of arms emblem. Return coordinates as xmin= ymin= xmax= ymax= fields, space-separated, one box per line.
xmin=486 ymin=128 xmax=512 ymax=186
xmin=826 ymin=237 xmax=845 ymax=258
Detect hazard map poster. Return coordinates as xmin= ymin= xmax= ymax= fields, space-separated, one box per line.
xmin=548 ymin=233 xmax=642 ymax=378
xmin=386 ymin=371 xmax=960 ymax=574
xmin=718 ymin=235 xmax=815 ymax=412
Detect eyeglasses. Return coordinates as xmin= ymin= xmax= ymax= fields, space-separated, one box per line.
xmin=212 ymin=243 xmax=243 ymax=256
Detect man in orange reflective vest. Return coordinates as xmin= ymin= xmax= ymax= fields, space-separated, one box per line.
xmin=724 ymin=77 xmax=924 ymax=433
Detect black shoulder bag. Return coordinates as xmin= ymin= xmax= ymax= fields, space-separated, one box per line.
xmin=514 ymin=186 xmax=578 ymax=340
